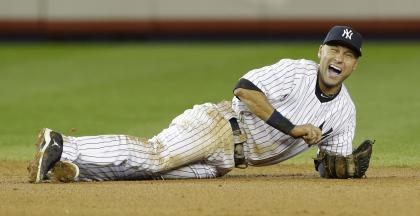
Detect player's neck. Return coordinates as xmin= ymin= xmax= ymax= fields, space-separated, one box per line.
xmin=319 ymin=82 xmax=340 ymax=96
xmin=316 ymin=75 xmax=341 ymax=103
xmin=317 ymin=76 xmax=341 ymax=96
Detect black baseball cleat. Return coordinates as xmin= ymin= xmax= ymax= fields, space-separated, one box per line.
xmin=28 ymin=128 xmax=64 ymax=183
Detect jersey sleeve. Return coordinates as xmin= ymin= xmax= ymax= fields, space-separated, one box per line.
xmin=318 ymin=112 xmax=356 ymax=156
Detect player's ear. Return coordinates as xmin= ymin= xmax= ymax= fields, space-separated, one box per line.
xmin=352 ymin=60 xmax=359 ymax=71
xmin=317 ymin=45 xmax=323 ymax=58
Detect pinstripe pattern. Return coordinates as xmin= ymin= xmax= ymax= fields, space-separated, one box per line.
xmin=61 ymin=102 xmax=235 ymax=181
xmin=233 ymin=59 xmax=356 ymax=166
xmin=59 ymin=58 xmax=356 ymax=181
xmin=160 ymin=163 xmax=219 ymax=179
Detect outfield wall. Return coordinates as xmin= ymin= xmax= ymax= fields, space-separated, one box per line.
xmin=0 ymin=0 xmax=419 ymax=37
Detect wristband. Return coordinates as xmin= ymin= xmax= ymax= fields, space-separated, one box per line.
xmin=266 ymin=110 xmax=295 ymax=134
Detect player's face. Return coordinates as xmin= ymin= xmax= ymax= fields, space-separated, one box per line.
xmin=318 ymin=44 xmax=359 ymax=93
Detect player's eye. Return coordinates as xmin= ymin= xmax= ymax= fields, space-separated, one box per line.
xmin=330 ymin=48 xmax=339 ymax=53
xmin=344 ymin=52 xmax=355 ymax=59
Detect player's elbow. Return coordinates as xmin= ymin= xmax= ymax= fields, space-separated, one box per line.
xmin=233 ymin=88 xmax=243 ymax=97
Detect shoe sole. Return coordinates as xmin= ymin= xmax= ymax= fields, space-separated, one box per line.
xmin=33 ymin=128 xmax=52 ymax=183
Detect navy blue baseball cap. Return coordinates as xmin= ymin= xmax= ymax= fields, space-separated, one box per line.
xmin=323 ymin=25 xmax=363 ymax=57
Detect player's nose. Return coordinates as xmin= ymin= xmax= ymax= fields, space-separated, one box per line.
xmin=333 ymin=52 xmax=344 ymax=62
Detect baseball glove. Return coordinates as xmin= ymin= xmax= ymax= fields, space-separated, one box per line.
xmin=314 ymin=139 xmax=374 ymax=179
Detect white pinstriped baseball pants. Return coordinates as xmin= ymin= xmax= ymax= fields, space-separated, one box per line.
xmin=60 ymin=102 xmax=236 ymax=181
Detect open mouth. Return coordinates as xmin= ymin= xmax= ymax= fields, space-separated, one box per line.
xmin=328 ymin=65 xmax=342 ymax=75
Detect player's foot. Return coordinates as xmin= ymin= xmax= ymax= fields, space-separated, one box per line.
xmin=48 ymin=161 xmax=79 ymax=183
xmin=27 ymin=128 xmax=64 ymax=183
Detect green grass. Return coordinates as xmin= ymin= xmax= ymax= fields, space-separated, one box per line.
xmin=1 ymin=42 xmax=419 ymax=166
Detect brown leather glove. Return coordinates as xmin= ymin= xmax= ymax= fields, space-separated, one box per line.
xmin=314 ymin=139 xmax=374 ymax=178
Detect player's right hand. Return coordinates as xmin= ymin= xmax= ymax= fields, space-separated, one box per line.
xmin=289 ymin=124 xmax=322 ymax=145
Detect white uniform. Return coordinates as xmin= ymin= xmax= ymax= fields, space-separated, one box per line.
xmin=61 ymin=102 xmax=237 ymax=181
xmin=60 ymin=58 xmax=356 ymax=181
xmin=233 ymin=58 xmax=355 ymax=166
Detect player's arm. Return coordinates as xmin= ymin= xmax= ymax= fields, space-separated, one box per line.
xmin=233 ymin=78 xmax=321 ymax=145
xmin=233 ymin=80 xmax=274 ymax=121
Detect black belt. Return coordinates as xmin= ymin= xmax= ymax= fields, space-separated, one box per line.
xmin=229 ymin=118 xmax=248 ymax=169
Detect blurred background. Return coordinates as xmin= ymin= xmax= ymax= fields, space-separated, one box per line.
xmin=0 ymin=0 xmax=419 ymax=40
xmin=0 ymin=0 xmax=419 ymax=165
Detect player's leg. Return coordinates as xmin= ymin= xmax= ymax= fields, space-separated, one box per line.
xmin=146 ymin=103 xmax=235 ymax=174
xmin=158 ymin=163 xmax=230 ymax=179
xmin=47 ymin=161 xmax=227 ymax=182
xmin=28 ymin=103 xmax=235 ymax=182
xmin=69 ymin=103 xmax=235 ymax=181
xmin=27 ymin=129 xmax=156 ymax=182
xmin=59 ymin=134 xmax=157 ymax=181
xmin=31 ymin=130 xmax=227 ymax=182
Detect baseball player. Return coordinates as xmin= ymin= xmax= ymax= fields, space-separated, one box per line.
xmin=28 ymin=25 xmax=373 ymax=183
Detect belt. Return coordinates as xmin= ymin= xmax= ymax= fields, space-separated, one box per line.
xmin=229 ymin=118 xmax=248 ymax=169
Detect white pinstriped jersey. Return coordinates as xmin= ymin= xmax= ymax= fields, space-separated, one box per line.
xmin=232 ymin=58 xmax=356 ymax=166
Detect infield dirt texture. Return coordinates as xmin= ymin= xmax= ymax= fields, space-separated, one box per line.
xmin=1 ymin=42 xmax=419 ymax=216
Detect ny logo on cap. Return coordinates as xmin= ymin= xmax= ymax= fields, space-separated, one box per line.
xmin=342 ymin=29 xmax=353 ymax=40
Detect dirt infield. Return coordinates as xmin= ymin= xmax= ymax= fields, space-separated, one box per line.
xmin=1 ymin=161 xmax=419 ymax=216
